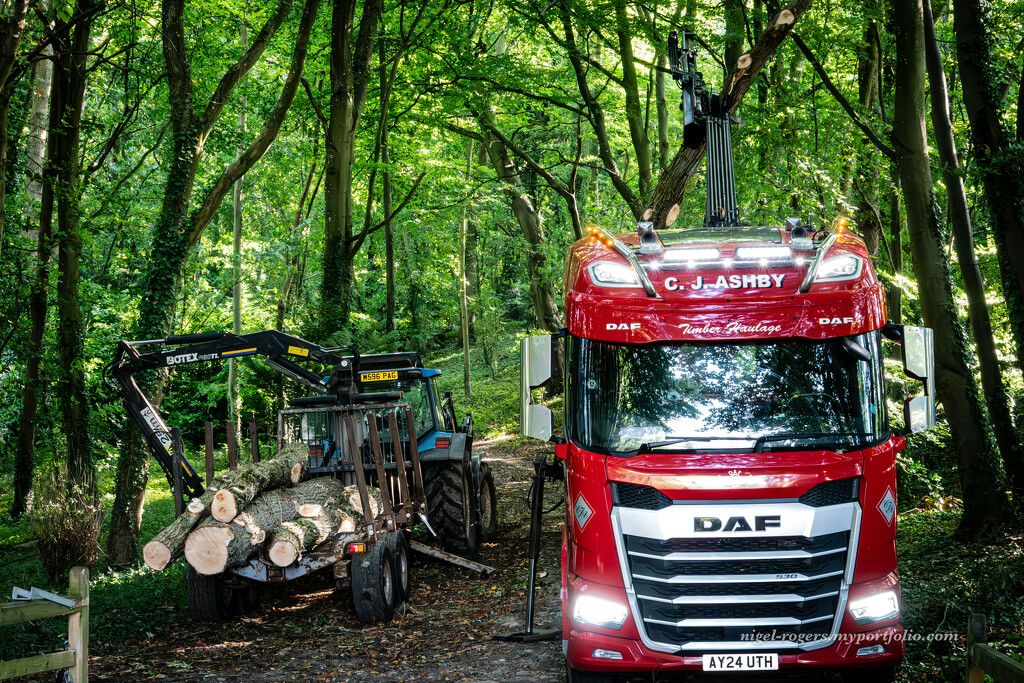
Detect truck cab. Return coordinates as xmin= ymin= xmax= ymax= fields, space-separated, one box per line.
xmin=521 ymin=221 xmax=935 ymax=682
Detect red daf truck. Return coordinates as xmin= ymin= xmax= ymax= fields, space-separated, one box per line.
xmin=518 ymin=29 xmax=936 ymax=683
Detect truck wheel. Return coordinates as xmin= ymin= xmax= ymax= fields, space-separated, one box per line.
xmin=566 ymin=661 xmax=621 ymax=683
xmin=350 ymin=538 xmax=396 ymax=624
xmin=478 ymin=462 xmax=498 ymax=542
xmin=186 ymin=567 xmax=233 ymax=622
xmin=840 ymin=666 xmax=896 ymax=683
xmin=423 ymin=461 xmax=479 ymax=558
xmin=387 ymin=531 xmax=411 ymax=605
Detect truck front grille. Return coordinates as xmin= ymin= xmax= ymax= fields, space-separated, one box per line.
xmin=613 ymin=503 xmax=858 ymax=652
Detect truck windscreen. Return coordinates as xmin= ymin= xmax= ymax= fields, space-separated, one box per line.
xmin=568 ymin=333 xmax=886 ymax=455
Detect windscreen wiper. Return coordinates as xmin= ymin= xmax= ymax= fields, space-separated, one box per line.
xmin=637 ymin=436 xmax=754 ymax=451
xmin=752 ymin=432 xmax=866 ymax=453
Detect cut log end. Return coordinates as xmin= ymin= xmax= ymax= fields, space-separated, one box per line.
xmin=184 ymin=526 xmax=233 ymax=575
xmin=776 ymin=9 xmax=795 ymax=26
xmin=187 ymin=498 xmax=205 ymax=514
xmin=642 ymin=207 xmax=653 ymax=221
xmin=298 ymin=503 xmax=322 ymax=518
xmin=211 ymin=489 xmax=238 ymax=523
xmin=290 ymin=462 xmax=303 ymax=484
xmin=268 ymin=541 xmax=298 ymax=567
xmin=665 ymin=203 xmax=681 ymax=228
xmin=142 ymin=541 xmax=171 ymax=571
xmin=737 ymin=53 xmax=752 ymax=70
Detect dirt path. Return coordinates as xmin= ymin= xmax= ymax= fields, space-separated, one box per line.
xmin=87 ymin=440 xmax=566 ymax=682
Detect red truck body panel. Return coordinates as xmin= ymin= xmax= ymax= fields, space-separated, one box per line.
xmin=558 ymin=224 xmax=904 ymax=674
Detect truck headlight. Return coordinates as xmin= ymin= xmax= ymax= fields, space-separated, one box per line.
xmin=849 ymin=590 xmax=899 ymax=625
xmin=589 ymin=261 xmax=641 ymax=288
xmin=573 ymin=595 xmax=629 ymax=629
xmin=815 ymin=254 xmax=863 ymax=282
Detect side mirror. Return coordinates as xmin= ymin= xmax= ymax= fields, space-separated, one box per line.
xmin=901 ymin=326 xmax=935 ymax=433
xmin=520 ymin=335 xmax=553 ymax=441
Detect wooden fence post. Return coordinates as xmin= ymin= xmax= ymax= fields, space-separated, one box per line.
xmin=967 ymin=613 xmax=986 ymax=683
xmin=68 ymin=566 xmax=89 ymax=683
xmin=171 ymin=428 xmax=183 ymax=516
xmin=204 ymin=422 xmax=215 ymax=486
xmin=249 ymin=414 xmax=259 ymax=464
xmin=226 ymin=421 xmax=237 ymax=469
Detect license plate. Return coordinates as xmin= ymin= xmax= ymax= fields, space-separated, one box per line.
xmin=361 ymin=370 xmax=398 ymax=382
xmin=701 ymin=653 xmax=778 ymax=672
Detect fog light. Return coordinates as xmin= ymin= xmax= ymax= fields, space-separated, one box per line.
xmin=849 ymin=590 xmax=899 ymax=625
xmin=573 ymin=595 xmax=628 ymax=630
xmin=593 ymin=649 xmax=623 ymax=660
xmin=857 ymin=645 xmax=886 ymax=656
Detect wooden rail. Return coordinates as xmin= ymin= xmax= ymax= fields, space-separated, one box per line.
xmin=967 ymin=613 xmax=1024 ymax=683
xmin=0 ymin=567 xmax=89 ymax=682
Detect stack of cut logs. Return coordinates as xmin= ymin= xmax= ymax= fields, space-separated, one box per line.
xmin=143 ymin=443 xmax=381 ymax=575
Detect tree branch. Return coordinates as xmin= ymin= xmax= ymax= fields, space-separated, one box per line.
xmin=791 ymin=32 xmax=896 ymax=160
xmin=188 ymin=0 xmax=320 ymax=247
xmin=351 ymin=172 xmax=426 ymax=252
xmin=196 ymin=0 xmax=294 ymax=146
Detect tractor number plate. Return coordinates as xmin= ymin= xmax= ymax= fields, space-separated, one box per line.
xmin=361 ymin=371 xmax=398 ymax=382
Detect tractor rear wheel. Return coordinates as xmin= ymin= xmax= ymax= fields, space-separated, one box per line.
xmin=350 ymin=536 xmax=397 ymax=625
xmin=186 ymin=567 xmax=234 ymax=622
xmin=478 ymin=462 xmax=498 ymax=542
xmin=423 ymin=461 xmax=478 ymax=558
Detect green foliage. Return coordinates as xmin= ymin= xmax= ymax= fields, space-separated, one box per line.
xmin=28 ymin=470 xmax=103 ymax=585
xmin=899 ymin=510 xmax=1024 ymax=681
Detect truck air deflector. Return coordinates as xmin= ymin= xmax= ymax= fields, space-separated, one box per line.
xmin=609 ymin=502 xmax=861 ymax=653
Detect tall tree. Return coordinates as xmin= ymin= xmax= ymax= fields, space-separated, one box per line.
xmin=107 ymin=0 xmax=320 ymax=563
xmin=52 ymin=0 xmax=100 ymax=497
xmin=317 ymin=0 xmax=384 ymax=338
xmin=922 ymin=0 xmax=1024 ymax=508
xmin=891 ymin=0 xmax=1009 ymax=535
xmin=952 ymin=0 xmax=1024 ymax=377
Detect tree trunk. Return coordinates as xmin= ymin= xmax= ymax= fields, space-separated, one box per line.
xmin=891 ymin=0 xmax=1008 ymax=536
xmin=319 ymin=0 xmax=383 ymax=339
xmin=460 ymin=140 xmax=473 ymax=398
xmin=886 ymin=172 xmax=902 ymax=325
xmin=612 ymin=0 xmax=652 ymax=199
xmin=952 ymin=0 xmax=1024 ymax=376
xmin=52 ymin=0 xmax=98 ymax=498
xmin=923 ymin=0 xmax=1024 ymax=506
xmin=107 ymin=0 xmax=318 ymax=564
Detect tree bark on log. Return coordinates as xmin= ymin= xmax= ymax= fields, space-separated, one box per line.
xmin=143 ymin=497 xmax=208 ymax=571
xmin=210 ymin=451 xmax=306 ymax=522
xmin=185 ymin=477 xmax=375 ymax=574
xmin=266 ymin=503 xmax=359 ymax=567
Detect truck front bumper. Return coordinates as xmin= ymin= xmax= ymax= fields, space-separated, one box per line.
xmin=566 ymin=624 xmax=905 ymax=674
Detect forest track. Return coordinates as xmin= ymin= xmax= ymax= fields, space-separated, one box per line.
xmin=85 ymin=439 xmax=565 ymax=682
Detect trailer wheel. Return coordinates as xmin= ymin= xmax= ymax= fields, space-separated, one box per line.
xmin=423 ymin=461 xmax=479 ymax=558
xmin=351 ymin=537 xmax=396 ymax=624
xmin=387 ymin=531 xmax=411 ymax=605
xmin=478 ymin=462 xmax=498 ymax=542
xmin=186 ymin=567 xmax=233 ymax=622
xmin=230 ymin=584 xmax=262 ymax=615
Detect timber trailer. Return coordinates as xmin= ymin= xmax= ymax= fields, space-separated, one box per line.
xmin=106 ymin=329 xmax=497 ymax=623
xmin=518 ymin=30 xmax=936 ymax=682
